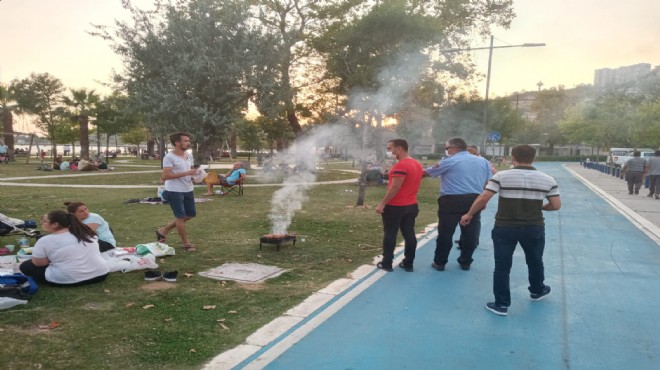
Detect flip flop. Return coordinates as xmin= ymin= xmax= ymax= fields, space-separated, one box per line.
xmin=183 ymin=244 xmax=197 ymax=252
xmin=155 ymin=229 xmax=167 ymax=242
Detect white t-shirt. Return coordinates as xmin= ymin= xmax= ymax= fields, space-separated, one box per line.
xmin=32 ymin=232 xmax=109 ymax=284
xmin=163 ymin=151 xmax=194 ymax=192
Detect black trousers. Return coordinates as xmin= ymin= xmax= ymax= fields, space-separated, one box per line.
xmin=381 ymin=204 xmax=419 ymax=268
xmin=434 ymin=194 xmax=481 ymax=266
xmin=19 ymin=260 xmax=108 ymax=287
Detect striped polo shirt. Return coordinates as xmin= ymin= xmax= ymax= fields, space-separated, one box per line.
xmin=486 ymin=166 xmax=559 ymax=226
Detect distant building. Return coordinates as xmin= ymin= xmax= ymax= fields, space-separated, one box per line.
xmin=594 ymin=63 xmax=652 ymax=89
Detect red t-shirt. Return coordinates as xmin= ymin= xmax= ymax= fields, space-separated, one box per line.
xmin=387 ymin=157 xmax=423 ymax=206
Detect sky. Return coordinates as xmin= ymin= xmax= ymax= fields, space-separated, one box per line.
xmin=1 ymin=0 xmax=659 ymax=99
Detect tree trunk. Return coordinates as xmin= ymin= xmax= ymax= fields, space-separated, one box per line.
xmin=356 ymin=120 xmax=370 ymax=207
xmin=287 ymin=109 xmax=303 ymax=137
xmin=2 ymin=109 xmax=14 ymax=152
xmin=230 ymin=128 xmax=237 ymax=158
xmin=375 ymin=114 xmax=383 ymax=162
xmin=105 ymin=134 xmax=111 ymax=164
xmin=79 ymin=115 xmax=90 ymax=160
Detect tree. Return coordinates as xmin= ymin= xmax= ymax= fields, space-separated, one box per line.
xmin=236 ymin=118 xmax=265 ymax=161
xmin=10 ymin=73 xmax=65 ymax=156
xmin=62 ymin=88 xmax=100 ymax=160
xmin=531 ymin=87 xmax=570 ymax=155
xmin=121 ymin=126 xmax=149 ymax=155
xmin=0 ymin=84 xmax=20 ymax=153
xmin=95 ymin=93 xmax=140 ymax=160
xmin=95 ymin=0 xmax=273 ymax=162
xmin=312 ymin=0 xmax=514 ymax=205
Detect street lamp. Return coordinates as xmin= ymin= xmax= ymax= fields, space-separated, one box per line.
xmin=443 ymin=36 xmax=546 ymax=155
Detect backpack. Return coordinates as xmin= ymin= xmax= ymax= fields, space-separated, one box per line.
xmin=0 ymin=274 xmax=38 ymax=300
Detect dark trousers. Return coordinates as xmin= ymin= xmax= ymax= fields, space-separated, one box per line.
xmin=99 ymin=240 xmax=115 ymax=252
xmin=626 ymin=171 xmax=644 ymax=193
xmin=649 ymin=175 xmax=660 ymax=196
xmin=434 ymin=194 xmax=480 ymax=266
xmin=491 ymin=225 xmax=546 ymax=307
xmin=19 ymin=260 xmax=109 ymax=287
xmin=381 ymin=204 xmax=419 ymax=268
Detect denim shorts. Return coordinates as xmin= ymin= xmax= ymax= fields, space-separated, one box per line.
xmin=162 ymin=190 xmax=196 ymax=219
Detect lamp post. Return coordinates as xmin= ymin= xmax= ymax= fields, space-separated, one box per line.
xmin=444 ymin=36 xmax=546 ymax=155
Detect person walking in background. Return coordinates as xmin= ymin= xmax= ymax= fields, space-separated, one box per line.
xmin=424 ymin=137 xmax=491 ymax=271
xmin=460 ymin=145 xmax=561 ymax=316
xmin=375 ymin=139 xmax=423 ymax=272
xmin=620 ymin=151 xmax=647 ymax=195
xmin=646 ymin=150 xmax=660 ymax=199
xmin=156 ymin=132 xmax=198 ymax=252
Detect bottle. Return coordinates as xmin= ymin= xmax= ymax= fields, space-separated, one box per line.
xmin=17 ymin=237 xmax=29 ymax=250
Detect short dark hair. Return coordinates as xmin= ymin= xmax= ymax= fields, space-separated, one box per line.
xmin=633 ymin=151 xmax=641 ymax=157
xmin=169 ymin=132 xmax=191 ymax=146
xmin=388 ymin=139 xmax=408 ymax=152
xmin=655 ymin=150 xmax=660 ymax=156
xmin=446 ymin=137 xmax=467 ymax=150
xmin=511 ymin=145 xmax=536 ymax=163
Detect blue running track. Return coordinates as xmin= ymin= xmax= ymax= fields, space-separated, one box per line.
xmin=234 ymin=163 xmax=660 ymax=370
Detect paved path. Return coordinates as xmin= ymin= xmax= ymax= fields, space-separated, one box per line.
xmin=207 ymin=162 xmax=660 ymax=370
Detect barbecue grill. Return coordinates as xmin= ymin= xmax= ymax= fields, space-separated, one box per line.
xmin=259 ymin=234 xmax=296 ymax=251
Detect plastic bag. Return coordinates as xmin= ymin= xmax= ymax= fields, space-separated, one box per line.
xmin=192 ymin=168 xmax=207 ymax=183
xmin=101 ymin=252 xmax=159 ymax=273
xmin=136 ymin=242 xmax=175 ymax=257
xmin=0 ymin=297 xmax=28 ymax=310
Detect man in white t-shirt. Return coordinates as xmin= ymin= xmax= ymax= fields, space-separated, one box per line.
xmin=156 ymin=132 xmax=199 ymax=252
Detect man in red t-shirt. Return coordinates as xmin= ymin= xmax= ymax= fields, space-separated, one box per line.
xmin=375 ymin=139 xmax=423 ymax=272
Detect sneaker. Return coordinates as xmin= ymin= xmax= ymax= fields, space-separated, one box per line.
xmin=376 ymin=261 xmax=393 ymax=272
xmin=485 ymin=302 xmax=508 ymax=316
xmin=647 ymin=193 xmax=654 ymax=198
xmin=215 ymin=190 xmax=224 ymax=195
xmin=530 ymin=285 xmax=551 ymax=301
xmin=431 ymin=262 xmax=445 ymax=271
xmin=144 ymin=270 xmax=162 ymax=281
xmin=398 ymin=261 xmax=413 ymax=272
xmin=162 ymin=271 xmax=178 ymax=282
xmin=635 ymin=191 xmax=639 ymax=195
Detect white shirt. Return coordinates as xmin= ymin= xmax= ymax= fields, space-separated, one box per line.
xmin=32 ymin=232 xmax=109 ymax=284
xmin=163 ymin=151 xmax=194 ymax=192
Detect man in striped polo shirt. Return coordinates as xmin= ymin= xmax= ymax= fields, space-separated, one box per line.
xmin=459 ymin=145 xmax=561 ymax=316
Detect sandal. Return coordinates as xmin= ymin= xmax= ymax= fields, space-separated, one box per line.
xmin=155 ymin=229 xmax=167 ymax=243
xmin=183 ymin=244 xmax=197 ymax=252
xmin=376 ymin=261 xmax=393 ymax=272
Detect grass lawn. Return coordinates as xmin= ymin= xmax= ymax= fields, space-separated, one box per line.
xmin=0 ymin=158 xmax=441 ymax=369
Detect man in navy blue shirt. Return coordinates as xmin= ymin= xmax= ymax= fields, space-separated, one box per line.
xmin=424 ymin=137 xmax=491 ymax=271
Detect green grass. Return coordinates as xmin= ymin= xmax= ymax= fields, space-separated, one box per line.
xmin=0 ymin=158 xmax=440 ymax=369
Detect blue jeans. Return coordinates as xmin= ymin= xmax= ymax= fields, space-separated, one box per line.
xmin=491 ymin=225 xmax=546 ymax=307
xmin=381 ymin=204 xmax=419 ymax=268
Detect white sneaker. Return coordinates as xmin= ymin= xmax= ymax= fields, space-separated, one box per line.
xmin=215 ymin=190 xmax=224 ymax=195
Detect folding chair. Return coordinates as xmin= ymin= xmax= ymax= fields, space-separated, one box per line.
xmin=221 ymin=179 xmax=244 ymax=196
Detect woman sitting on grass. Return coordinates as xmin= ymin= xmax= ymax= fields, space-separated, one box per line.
xmin=19 ymin=210 xmax=109 ymax=287
xmin=65 ymin=202 xmax=116 ymax=252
